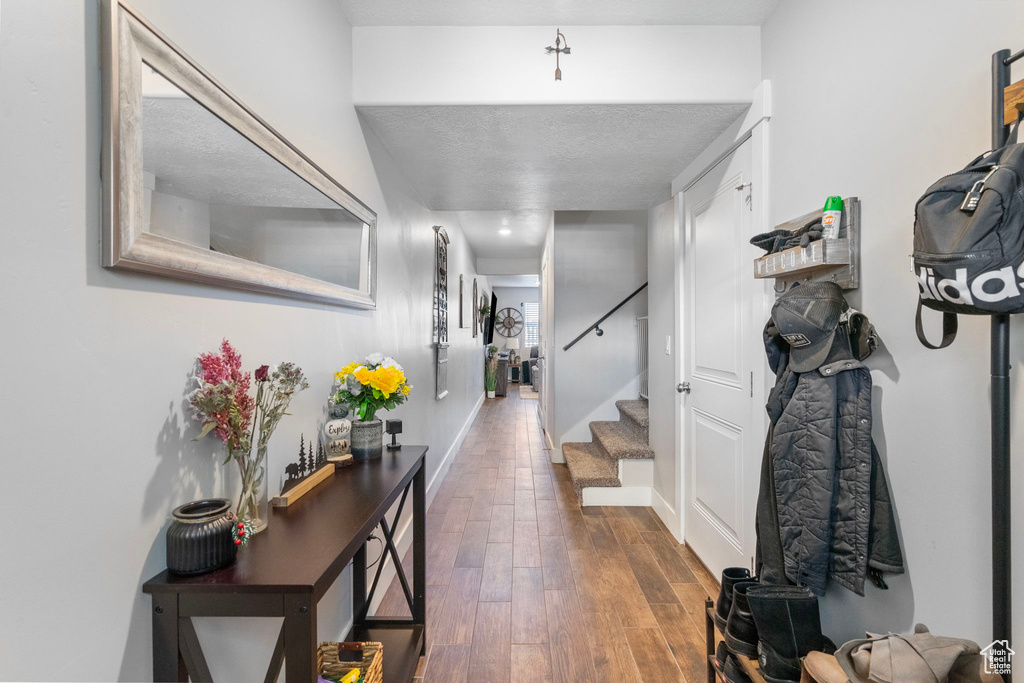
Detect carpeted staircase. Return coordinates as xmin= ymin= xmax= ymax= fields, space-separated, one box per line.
xmin=562 ymin=399 xmax=652 ymax=501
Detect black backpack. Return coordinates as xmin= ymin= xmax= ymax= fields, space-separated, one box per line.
xmin=913 ymin=130 xmax=1024 ymax=348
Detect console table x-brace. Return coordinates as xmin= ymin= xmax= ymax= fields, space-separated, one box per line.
xmin=143 ymin=446 xmax=428 ymax=683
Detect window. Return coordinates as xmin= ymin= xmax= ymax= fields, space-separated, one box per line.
xmin=522 ymin=302 xmax=540 ymax=347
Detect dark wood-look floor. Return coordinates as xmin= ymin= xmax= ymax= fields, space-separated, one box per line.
xmin=375 ymin=388 xmax=720 ymax=682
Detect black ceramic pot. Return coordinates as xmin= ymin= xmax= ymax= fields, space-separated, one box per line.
xmin=166 ymin=498 xmax=237 ymax=576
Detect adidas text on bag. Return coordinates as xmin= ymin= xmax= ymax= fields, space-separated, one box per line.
xmin=913 ymin=128 xmax=1024 ymax=348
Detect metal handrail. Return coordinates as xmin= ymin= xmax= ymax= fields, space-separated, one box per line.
xmin=562 ymin=282 xmax=648 ymax=351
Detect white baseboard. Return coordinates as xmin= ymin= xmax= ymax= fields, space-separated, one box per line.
xmin=548 ymin=432 xmax=564 ymax=463
xmin=425 ymin=392 xmax=485 ymax=507
xmin=367 ymin=392 xmax=484 ymax=615
xmin=651 ymin=487 xmax=682 ymax=542
xmin=582 ymin=485 xmax=651 ymax=506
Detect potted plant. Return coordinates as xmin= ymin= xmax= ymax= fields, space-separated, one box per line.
xmin=485 ymin=344 xmax=499 ymax=399
xmin=189 ymin=340 xmax=308 ymax=534
xmin=333 ymin=353 xmax=412 ymax=460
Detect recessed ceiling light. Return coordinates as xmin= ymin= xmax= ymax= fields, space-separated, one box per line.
xmin=499 ymin=229 xmax=511 ymax=236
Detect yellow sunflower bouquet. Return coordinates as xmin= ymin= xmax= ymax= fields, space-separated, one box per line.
xmin=332 ymin=352 xmax=413 ymax=421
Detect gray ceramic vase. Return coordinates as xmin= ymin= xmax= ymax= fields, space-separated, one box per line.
xmin=350 ymin=418 xmax=383 ymax=460
xmin=166 ymin=498 xmax=237 ymax=576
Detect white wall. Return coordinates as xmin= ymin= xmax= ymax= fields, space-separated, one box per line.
xmin=493 ymin=286 xmax=539 ymax=310
xmin=553 ymin=211 xmax=648 ymax=448
xmin=148 ymin=187 xmax=212 ymax=247
xmin=477 ymin=256 xmax=542 ymax=276
xmin=209 ymin=205 xmax=367 ymax=288
xmin=762 ymin=0 xmax=1024 ymax=646
xmin=647 ymin=198 xmax=679 ymax=533
xmin=353 ymin=25 xmax=761 ymax=105
xmin=0 ymin=1 xmax=486 ymax=680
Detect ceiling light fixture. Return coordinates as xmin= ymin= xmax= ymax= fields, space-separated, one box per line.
xmin=545 ymin=28 xmax=571 ymax=81
xmin=499 ymin=229 xmax=511 ymax=236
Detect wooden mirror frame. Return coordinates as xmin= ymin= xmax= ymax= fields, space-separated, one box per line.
xmin=100 ymin=0 xmax=377 ymax=308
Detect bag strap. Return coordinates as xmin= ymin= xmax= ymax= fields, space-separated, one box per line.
xmin=969 ymin=115 xmax=1024 ymax=165
xmin=1010 ymin=112 xmax=1023 ymax=145
xmin=915 ymin=299 xmax=957 ymax=349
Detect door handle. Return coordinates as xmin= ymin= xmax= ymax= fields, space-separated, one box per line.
xmin=677 ymin=382 xmax=691 ymax=394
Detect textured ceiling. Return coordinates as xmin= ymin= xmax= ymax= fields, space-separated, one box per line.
xmin=358 ymin=103 xmax=748 ymax=212
xmin=141 ymin=68 xmax=340 ymax=210
xmin=337 ymin=0 xmax=779 ymax=26
xmin=143 ymin=96 xmax=339 ymax=210
xmin=440 ymin=210 xmax=551 ymax=259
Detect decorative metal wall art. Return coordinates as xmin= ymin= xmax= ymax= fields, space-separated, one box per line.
xmin=472 ymin=278 xmax=479 ymax=338
xmin=545 ymin=29 xmax=571 ymax=81
xmin=459 ymin=275 xmax=466 ymax=329
xmin=434 ymin=226 xmax=450 ymax=400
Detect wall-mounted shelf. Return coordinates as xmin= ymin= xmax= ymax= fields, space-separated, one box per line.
xmin=753 ymin=197 xmax=860 ymax=293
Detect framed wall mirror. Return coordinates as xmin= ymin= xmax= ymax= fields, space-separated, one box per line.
xmin=101 ymin=0 xmax=377 ymax=308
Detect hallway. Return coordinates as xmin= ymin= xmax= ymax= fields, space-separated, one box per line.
xmin=377 ymin=389 xmax=720 ymax=682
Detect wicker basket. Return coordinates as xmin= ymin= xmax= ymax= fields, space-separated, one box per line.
xmin=317 ymin=641 xmax=383 ymax=683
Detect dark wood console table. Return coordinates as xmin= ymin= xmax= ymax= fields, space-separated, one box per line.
xmin=143 ymin=446 xmax=428 ymax=683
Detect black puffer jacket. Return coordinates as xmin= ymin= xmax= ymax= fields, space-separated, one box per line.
xmin=756 ymin=322 xmax=904 ymax=596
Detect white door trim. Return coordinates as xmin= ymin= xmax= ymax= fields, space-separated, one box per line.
xmin=666 ymin=79 xmax=772 ymax=545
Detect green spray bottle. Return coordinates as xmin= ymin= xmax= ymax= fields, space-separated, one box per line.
xmin=821 ymin=196 xmax=844 ymax=239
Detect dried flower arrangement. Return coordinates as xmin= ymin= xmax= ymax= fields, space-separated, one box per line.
xmin=188 ymin=340 xmax=308 ymax=533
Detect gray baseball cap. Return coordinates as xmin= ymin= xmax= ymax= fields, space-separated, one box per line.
xmin=772 ymin=282 xmax=848 ymax=373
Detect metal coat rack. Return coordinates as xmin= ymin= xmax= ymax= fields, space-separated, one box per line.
xmin=990 ymin=48 xmax=1015 ymax=677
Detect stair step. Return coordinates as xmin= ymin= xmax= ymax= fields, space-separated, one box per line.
xmin=562 ymin=442 xmax=620 ymax=499
xmin=615 ymin=399 xmax=649 ymax=437
xmin=590 ymin=421 xmax=654 ymax=460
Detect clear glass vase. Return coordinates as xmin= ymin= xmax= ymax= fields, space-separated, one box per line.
xmin=236 ymin=443 xmax=269 ymax=534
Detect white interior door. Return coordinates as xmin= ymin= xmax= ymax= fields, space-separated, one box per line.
xmin=681 ymin=139 xmax=759 ymax=577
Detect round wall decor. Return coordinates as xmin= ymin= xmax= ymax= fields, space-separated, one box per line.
xmin=495 ymin=307 xmax=524 ymax=337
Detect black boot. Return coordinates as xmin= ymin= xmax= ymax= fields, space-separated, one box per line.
xmin=713 ymin=642 xmax=730 ymax=676
xmin=723 ymin=654 xmax=753 ymax=683
xmin=746 ymin=585 xmax=827 ymax=683
xmin=724 ymin=580 xmax=759 ymax=657
xmin=715 ymin=567 xmax=753 ymax=632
